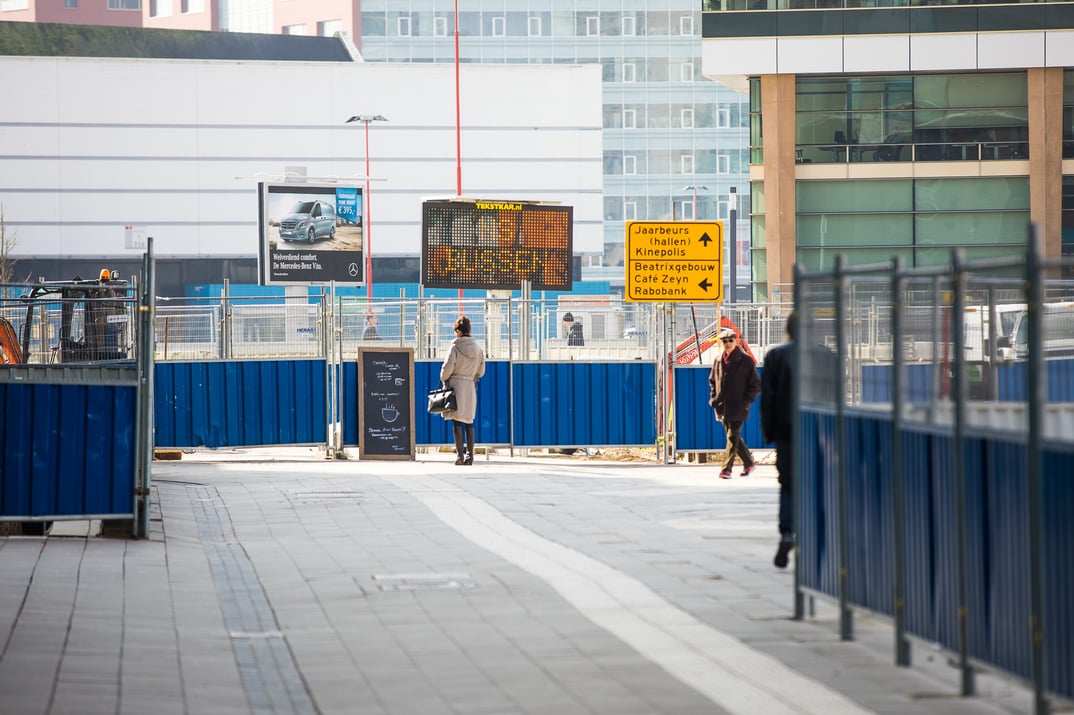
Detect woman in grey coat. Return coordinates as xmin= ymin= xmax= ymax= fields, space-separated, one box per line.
xmin=440 ymin=315 xmax=486 ymax=465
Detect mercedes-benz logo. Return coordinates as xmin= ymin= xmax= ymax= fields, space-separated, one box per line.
xmin=348 ymin=263 xmax=359 ymax=277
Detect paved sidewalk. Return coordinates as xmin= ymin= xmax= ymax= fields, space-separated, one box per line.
xmin=0 ymin=448 xmax=1050 ymax=715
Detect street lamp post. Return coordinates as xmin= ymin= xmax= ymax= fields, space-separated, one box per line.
xmin=682 ymin=184 xmax=709 ymax=221
xmin=728 ymin=186 xmax=737 ymax=304
xmin=345 ymin=114 xmax=387 ymax=299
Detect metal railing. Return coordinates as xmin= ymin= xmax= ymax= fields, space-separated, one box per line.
xmin=151 ymin=295 xmax=803 ymax=365
xmin=794 ymin=227 xmax=1074 ymax=714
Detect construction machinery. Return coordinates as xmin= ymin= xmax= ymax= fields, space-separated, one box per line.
xmin=0 ymin=269 xmax=133 ymax=366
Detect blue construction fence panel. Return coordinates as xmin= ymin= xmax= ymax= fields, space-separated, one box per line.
xmin=1043 ymin=445 xmax=1074 ymax=700
xmin=155 ymin=360 xmax=327 ymax=448
xmin=797 ymin=409 xmax=840 ymax=597
xmin=862 ymin=358 xmax=1074 ymax=404
xmin=512 ymin=362 xmax=657 ymax=448
xmin=341 ymin=360 xmax=512 ymax=447
xmin=0 ymin=382 xmax=135 ymax=518
xmin=800 ymin=409 xmax=1074 ymax=701
xmin=672 ymin=365 xmax=765 ymax=451
xmin=843 ymin=413 xmax=896 ymax=616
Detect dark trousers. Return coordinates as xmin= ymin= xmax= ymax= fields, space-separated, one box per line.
xmin=776 ymin=439 xmax=793 ymax=539
xmin=721 ymin=419 xmax=754 ymax=471
xmin=452 ymin=420 xmax=474 ymax=459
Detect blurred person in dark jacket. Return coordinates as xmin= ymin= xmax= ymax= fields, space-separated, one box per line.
xmin=761 ymin=311 xmax=836 ymax=568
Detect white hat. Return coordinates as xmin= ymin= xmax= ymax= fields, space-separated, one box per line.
xmin=717 ymin=328 xmax=737 ymax=340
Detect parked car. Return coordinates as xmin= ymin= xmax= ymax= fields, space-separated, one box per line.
xmin=279 ymin=200 xmax=336 ymax=243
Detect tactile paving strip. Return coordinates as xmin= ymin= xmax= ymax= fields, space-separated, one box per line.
xmin=189 ymin=486 xmax=317 ymax=715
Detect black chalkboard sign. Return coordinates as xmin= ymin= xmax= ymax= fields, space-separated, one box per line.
xmin=357 ymin=348 xmax=415 ymax=461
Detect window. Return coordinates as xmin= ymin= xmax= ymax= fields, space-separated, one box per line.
xmin=623 ymin=109 xmax=636 ymax=129
xmin=680 ymin=63 xmax=694 ymax=83
xmin=283 ymin=24 xmax=307 ymax=35
xmin=107 ymin=0 xmax=140 ymax=8
xmin=717 ymin=154 xmax=731 ymax=174
xmin=623 ymin=63 xmax=636 ymax=83
xmin=1 ymin=0 xmax=28 ymax=7
xmin=434 ymin=16 xmax=448 ymax=36
xmin=795 ymin=74 xmax=1028 ymax=165
xmin=623 ymin=16 xmax=636 ymax=36
xmin=624 ymin=201 xmax=638 ymax=221
xmin=681 ymin=155 xmax=695 ymax=175
xmin=717 ymin=201 xmax=730 ymax=221
xmin=318 ymin=20 xmax=342 ymax=36
xmin=716 ymin=108 xmax=731 ymax=128
xmin=1064 ymin=71 xmax=1074 ymax=159
xmin=491 ymin=16 xmax=505 ymax=36
xmin=681 ymin=109 xmax=694 ymax=129
xmin=150 ymin=0 xmax=171 ymax=16
xmin=528 ymin=16 xmax=541 ymax=36
xmin=65 ymin=0 xmax=77 ymax=7
xmin=398 ymin=16 xmax=411 ymax=36
xmin=680 ymin=15 xmax=694 ymax=36
xmin=181 ymin=0 xmax=204 ymax=11
xmin=624 ymin=155 xmax=637 ymax=175
xmin=586 ymin=16 xmax=598 ymax=36
xmin=681 ymin=201 xmax=694 ymax=220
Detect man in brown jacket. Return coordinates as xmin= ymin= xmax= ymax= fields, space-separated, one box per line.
xmin=708 ymin=327 xmax=761 ymax=479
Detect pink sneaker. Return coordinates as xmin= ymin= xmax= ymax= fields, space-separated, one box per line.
xmin=719 ymin=469 xmax=733 ymax=479
xmin=741 ymin=464 xmax=756 ymax=477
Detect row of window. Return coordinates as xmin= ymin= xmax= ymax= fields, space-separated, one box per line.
xmin=149 ymin=0 xmax=205 ymax=16
xmin=605 ymin=195 xmax=747 ymax=223
xmin=360 ymin=12 xmax=697 ymax=38
xmin=0 ymin=0 xmax=204 ymax=11
xmin=747 ymin=72 xmax=1050 ymax=164
xmin=606 ymin=106 xmax=738 ymax=129
xmin=707 ymin=0 xmax=1074 ymax=11
xmin=781 ymin=177 xmax=1031 ymax=271
xmin=283 ymin=20 xmax=342 ymax=37
xmin=606 ymin=152 xmax=740 ymax=176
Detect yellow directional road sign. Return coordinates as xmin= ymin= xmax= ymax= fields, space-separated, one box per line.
xmin=625 ymin=221 xmax=724 ymax=302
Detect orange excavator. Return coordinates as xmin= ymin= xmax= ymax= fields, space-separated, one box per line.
xmin=674 ymin=315 xmax=756 ymax=365
xmin=0 ymin=315 xmax=21 ymax=363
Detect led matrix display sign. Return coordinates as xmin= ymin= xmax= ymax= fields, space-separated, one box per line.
xmin=258 ymin=182 xmax=364 ymax=286
xmin=421 ymin=200 xmax=573 ymax=291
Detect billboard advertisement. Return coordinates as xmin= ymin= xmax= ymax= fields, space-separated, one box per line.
xmin=421 ymin=199 xmax=573 ymax=291
xmin=258 ymin=183 xmax=364 ymax=286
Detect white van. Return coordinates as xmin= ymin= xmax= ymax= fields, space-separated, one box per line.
xmin=963 ymin=303 xmax=1026 ymax=362
xmin=999 ymin=301 xmax=1074 ymax=360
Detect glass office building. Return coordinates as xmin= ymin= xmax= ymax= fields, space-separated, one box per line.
xmin=703 ymin=0 xmax=1074 ymax=300
xmin=357 ymin=1 xmax=750 ymax=293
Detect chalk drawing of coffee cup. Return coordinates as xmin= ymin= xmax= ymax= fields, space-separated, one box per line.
xmin=394 ymin=377 xmax=405 ymax=386
xmin=381 ymin=405 xmax=399 ymax=423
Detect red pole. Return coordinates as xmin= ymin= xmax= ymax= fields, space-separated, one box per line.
xmin=364 ymin=120 xmax=372 ymax=300
xmin=454 ymin=0 xmax=462 ymax=196
xmin=455 ymin=0 xmax=464 ymax=303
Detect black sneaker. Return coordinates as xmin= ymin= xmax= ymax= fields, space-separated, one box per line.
xmin=774 ymin=540 xmax=793 ymax=569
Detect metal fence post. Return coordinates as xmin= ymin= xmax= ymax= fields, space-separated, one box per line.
xmin=1025 ymin=225 xmax=1050 ymax=715
xmin=792 ymin=264 xmax=805 ymax=621
xmin=891 ymin=256 xmax=911 ymax=666
xmin=951 ymin=249 xmax=976 ymax=696
xmin=135 ymin=236 xmax=155 ymax=539
xmin=221 ymin=278 xmax=233 ymax=360
xmin=834 ymin=254 xmax=853 ymax=640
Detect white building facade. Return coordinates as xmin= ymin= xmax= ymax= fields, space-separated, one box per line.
xmin=0 ymin=43 xmax=602 ymax=295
